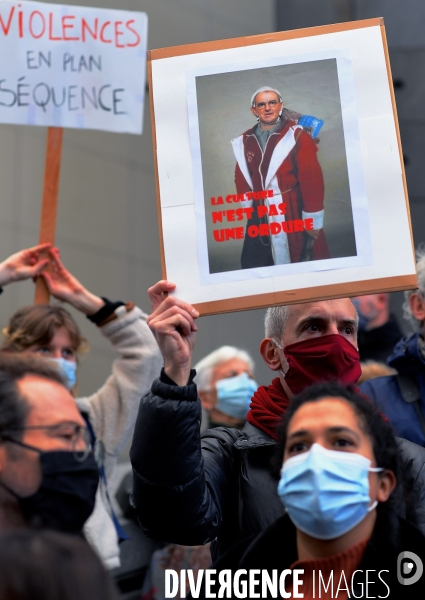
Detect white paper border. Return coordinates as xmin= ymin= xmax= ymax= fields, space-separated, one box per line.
xmin=151 ymin=25 xmax=415 ymax=306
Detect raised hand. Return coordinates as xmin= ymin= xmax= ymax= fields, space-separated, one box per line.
xmin=147 ymin=281 xmax=199 ymax=386
xmin=0 ymin=243 xmax=52 ymax=287
xmin=39 ymin=247 xmax=104 ymax=315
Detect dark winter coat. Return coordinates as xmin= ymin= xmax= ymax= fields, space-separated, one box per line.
xmin=357 ymin=313 xmax=403 ymax=363
xmin=130 ymin=371 xmax=425 ymax=562
xmin=360 ymin=332 xmax=425 ymax=446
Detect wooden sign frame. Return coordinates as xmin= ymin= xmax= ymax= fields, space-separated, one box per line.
xmin=35 ymin=127 xmax=63 ymax=304
xmin=149 ymin=19 xmax=417 ymax=316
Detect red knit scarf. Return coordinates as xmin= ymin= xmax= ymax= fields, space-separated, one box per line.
xmin=247 ymin=377 xmax=290 ymax=441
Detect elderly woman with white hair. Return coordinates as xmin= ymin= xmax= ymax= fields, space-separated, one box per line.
xmin=194 ymin=345 xmax=257 ymax=431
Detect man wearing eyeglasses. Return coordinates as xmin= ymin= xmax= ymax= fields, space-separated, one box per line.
xmin=0 ymin=354 xmax=98 ymax=534
xmin=231 ymin=86 xmax=330 ymax=269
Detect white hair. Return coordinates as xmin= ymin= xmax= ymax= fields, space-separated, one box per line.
xmin=403 ymin=244 xmax=425 ymax=331
xmin=250 ymin=86 xmax=282 ymax=107
xmin=194 ymin=345 xmax=254 ymax=392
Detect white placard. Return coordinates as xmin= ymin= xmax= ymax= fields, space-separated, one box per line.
xmin=0 ymin=0 xmax=147 ymax=133
xmin=150 ymin=22 xmax=417 ymax=313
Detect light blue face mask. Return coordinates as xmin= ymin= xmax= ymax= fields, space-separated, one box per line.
xmin=215 ymin=372 xmax=258 ymax=420
xmin=49 ymin=358 xmax=77 ymax=391
xmin=277 ymin=443 xmax=382 ymax=540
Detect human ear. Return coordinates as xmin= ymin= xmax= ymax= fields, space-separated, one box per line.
xmin=376 ymin=469 xmax=397 ymax=503
xmin=260 ymin=338 xmax=282 ymax=372
xmin=250 ymin=106 xmax=259 ymax=119
xmin=409 ymin=293 xmax=425 ymax=322
xmin=373 ymin=294 xmax=385 ymax=310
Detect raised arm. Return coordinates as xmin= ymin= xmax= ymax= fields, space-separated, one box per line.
xmin=41 ymin=248 xmax=163 ymax=464
xmin=39 ymin=247 xmax=104 ymax=315
xmin=0 ymin=243 xmax=51 ymax=288
xmin=130 ymin=282 xmax=242 ymax=546
xmin=146 ymin=280 xmax=198 ymax=385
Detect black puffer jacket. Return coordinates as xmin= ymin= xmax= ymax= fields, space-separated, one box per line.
xmin=130 ymin=372 xmax=425 ymax=561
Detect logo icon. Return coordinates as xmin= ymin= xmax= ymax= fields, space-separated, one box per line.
xmin=397 ymin=551 xmax=424 ymax=585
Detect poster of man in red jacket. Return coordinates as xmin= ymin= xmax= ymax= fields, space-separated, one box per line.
xmin=232 ymin=85 xmax=330 ymax=269
xmin=193 ymin=59 xmax=358 ymax=276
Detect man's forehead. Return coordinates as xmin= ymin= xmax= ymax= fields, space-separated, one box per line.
xmin=288 ymin=299 xmax=356 ymax=322
xmin=255 ymin=90 xmax=280 ymax=101
xmin=212 ymin=357 xmax=251 ymax=379
xmin=17 ymin=374 xmax=84 ymax=426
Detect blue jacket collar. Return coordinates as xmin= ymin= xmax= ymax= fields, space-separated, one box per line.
xmin=388 ymin=332 xmax=425 ymax=375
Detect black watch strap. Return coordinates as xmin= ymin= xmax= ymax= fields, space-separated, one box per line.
xmin=87 ymin=297 xmax=125 ymax=324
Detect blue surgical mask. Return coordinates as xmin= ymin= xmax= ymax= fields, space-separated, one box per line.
xmin=277 ymin=443 xmax=382 ymax=540
xmin=215 ymin=372 xmax=258 ymax=420
xmin=49 ymin=358 xmax=77 ymax=391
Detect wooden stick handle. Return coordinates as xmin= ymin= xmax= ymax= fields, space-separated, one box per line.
xmin=35 ymin=127 xmax=63 ymax=305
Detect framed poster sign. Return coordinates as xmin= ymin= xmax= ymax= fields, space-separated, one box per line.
xmin=149 ymin=19 xmax=417 ymax=315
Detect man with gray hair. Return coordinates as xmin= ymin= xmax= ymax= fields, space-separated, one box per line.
xmin=131 ymin=285 xmax=378 ymax=561
xmin=194 ymin=346 xmax=257 ymax=431
xmin=231 ymin=86 xmax=329 ymax=269
xmin=361 ymin=246 xmax=425 ymax=447
xmin=131 ymin=283 xmax=425 ymax=563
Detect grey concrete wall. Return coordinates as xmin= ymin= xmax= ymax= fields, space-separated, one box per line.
xmin=0 ymin=0 xmax=276 ymax=412
xmin=277 ymin=0 xmax=425 ymax=48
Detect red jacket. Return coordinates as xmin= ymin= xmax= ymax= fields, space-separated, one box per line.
xmin=232 ymin=118 xmax=329 ymax=267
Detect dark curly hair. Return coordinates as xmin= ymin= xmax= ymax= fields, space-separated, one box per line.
xmin=273 ymin=381 xmax=399 ymax=480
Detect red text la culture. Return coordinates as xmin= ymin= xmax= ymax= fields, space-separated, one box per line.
xmin=211 ymin=189 xmax=274 ymax=205
xmin=0 ymin=5 xmax=141 ymax=48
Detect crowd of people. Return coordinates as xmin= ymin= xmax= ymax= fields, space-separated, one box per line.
xmin=0 ymin=241 xmax=425 ymax=598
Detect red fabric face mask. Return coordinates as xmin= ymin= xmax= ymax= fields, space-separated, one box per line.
xmin=273 ymin=334 xmax=361 ymax=395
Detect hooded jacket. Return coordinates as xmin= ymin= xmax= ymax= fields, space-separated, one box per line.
xmin=360 ymin=332 xmax=425 ymax=447
xmin=131 ymin=371 xmax=425 ymax=562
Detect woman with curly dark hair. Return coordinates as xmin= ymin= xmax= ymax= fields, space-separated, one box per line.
xmin=236 ymin=382 xmax=425 ymax=598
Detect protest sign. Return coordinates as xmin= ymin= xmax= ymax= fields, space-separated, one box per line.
xmin=0 ymin=0 xmax=148 ymax=302
xmin=149 ymin=19 xmax=417 ymax=315
xmin=0 ymin=0 xmax=148 ymax=133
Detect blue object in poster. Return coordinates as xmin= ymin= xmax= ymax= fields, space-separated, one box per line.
xmin=298 ymin=115 xmax=324 ymax=138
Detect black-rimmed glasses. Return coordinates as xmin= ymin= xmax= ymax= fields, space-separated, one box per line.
xmin=255 ymin=100 xmax=280 ymax=110
xmin=1 ymin=422 xmax=92 ymax=462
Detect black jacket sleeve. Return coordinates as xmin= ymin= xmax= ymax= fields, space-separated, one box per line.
xmin=395 ymin=436 xmax=425 ymax=535
xmin=130 ymin=374 xmax=243 ymax=545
